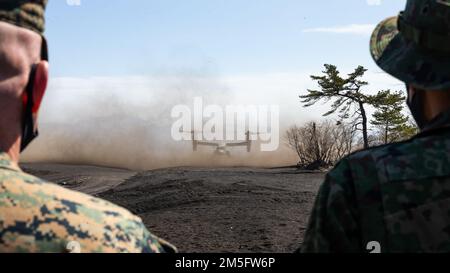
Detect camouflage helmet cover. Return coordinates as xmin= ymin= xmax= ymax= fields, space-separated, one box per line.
xmin=0 ymin=0 xmax=47 ymax=34
xmin=370 ymin=0 xmax=450 ymax=90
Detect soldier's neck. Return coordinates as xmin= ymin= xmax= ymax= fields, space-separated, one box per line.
xmin=0 ymin=135 xmax=20 ymax=164
xmin=423 ymin=91 xmax=450 ymax=123
xmin=0 ymin=105 xmax=22 ymax=164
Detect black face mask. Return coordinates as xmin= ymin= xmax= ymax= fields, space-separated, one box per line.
xmin=20 ymin=65 xmax=39 ymax=152
xmin=406 ymin=84 xmax=428 ymax=130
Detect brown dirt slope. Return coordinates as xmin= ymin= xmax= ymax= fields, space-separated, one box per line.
xmin=99 ymin=167 xmax=324 ymax=253
xmin=22 ymin=163 xmax=324 ymax=253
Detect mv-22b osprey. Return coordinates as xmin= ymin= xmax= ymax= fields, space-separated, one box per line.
xmin=183 ymin=130 xmax=259 ymax=156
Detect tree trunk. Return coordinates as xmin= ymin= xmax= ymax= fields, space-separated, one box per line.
xmin=385 ymin=123 xmax=389 ymax=144
xmin=360 ymin=102 xmax=369 ymax=149
xmin=313 ymin=123 xmax=320 ymax=162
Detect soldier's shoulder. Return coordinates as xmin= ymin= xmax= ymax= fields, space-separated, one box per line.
xmin=0 ymin=168 xmax=170 ymax=253
xmin=1 ymin=167 xmax=135 ymax=218
xmin=325 ymin=138 xmax=419 ymax=187
xmin=346 ymin=130 xmax=450 ymax=163
xmin=347 ymin=140 xmax=413 ymax=162
xmin=333 ymin=132 xmax=450 ymax=184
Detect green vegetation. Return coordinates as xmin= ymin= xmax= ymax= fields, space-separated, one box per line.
xmin=370 ymin=90 xmax=418 ymax=145
xmin=289 ymin=64 xmax=419 ymax=168
xmin=300 ymin=64 xmax=372 ymax=149
xmin=300 ymin=64 xmax=418 ymax=148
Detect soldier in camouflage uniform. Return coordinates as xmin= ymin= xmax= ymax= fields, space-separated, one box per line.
xmin=0 ymin=1 xmax=176 ymax=253
xmin=301 ymin=0 xmax=450 ymax=253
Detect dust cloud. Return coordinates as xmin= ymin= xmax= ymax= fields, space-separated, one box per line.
xmin=21 ymin=74 xmax=302 ymax=171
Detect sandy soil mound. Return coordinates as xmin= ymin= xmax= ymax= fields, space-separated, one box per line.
xmin=100 ymin=167 xmax=324 ymax=253
xmin=22 ymin=163 xmax=324 ymax=253
xmin=21 ymin=163 xmax=136 ymax=195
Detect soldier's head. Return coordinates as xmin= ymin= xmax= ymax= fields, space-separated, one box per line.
xmin=371 ymin=0 xmax=450 ymax=130
xmin=0 ymin=0 xmax=48 ymax=162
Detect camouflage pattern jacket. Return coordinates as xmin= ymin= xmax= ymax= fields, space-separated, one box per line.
xmin=301 ymin=111 xmax=450 ymax=253
xmin=0 ymin=153 xmax=176 ymax=253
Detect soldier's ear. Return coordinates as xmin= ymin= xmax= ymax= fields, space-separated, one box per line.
xmin=30 ymin=60 xmax=48 ymax=114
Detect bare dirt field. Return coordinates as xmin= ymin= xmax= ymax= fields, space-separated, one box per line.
xmin=21 ymin=163 xmax=325 ymax=253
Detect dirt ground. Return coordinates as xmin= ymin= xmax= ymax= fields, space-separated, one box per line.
xmin=21 ymin=163 xmax=325 ymax=253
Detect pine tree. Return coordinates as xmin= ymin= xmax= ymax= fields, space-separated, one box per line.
xmin=300 ymin=64 xmax=372 ymax=148
xmin=371 ymin=90 xmax=415 ymax=144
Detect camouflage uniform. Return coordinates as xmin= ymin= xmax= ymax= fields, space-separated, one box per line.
xmin=301 ymin=0 xmax=450 ymax=253
xmin=0 ymin=1 xmax=176 ymax=253
xmin=0 ymin=152 xmax=176 ymax=253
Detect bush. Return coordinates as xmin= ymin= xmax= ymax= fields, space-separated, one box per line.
xmin=285 ymin=121 xmax=355 ymax=170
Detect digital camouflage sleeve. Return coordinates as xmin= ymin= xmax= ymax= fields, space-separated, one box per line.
xmin=300 ymin=159 xmax=362 ymax=253
xmin=0 ymin=152 xmax=176 ymax=253
xmin=301 ymin=112 xmax=450 ymax=253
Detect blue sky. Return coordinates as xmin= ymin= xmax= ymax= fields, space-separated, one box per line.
xmin=45 ymin=0 xmax=406 ymax=77
xmin=25 ymin=0 xmax=411 ymax=166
